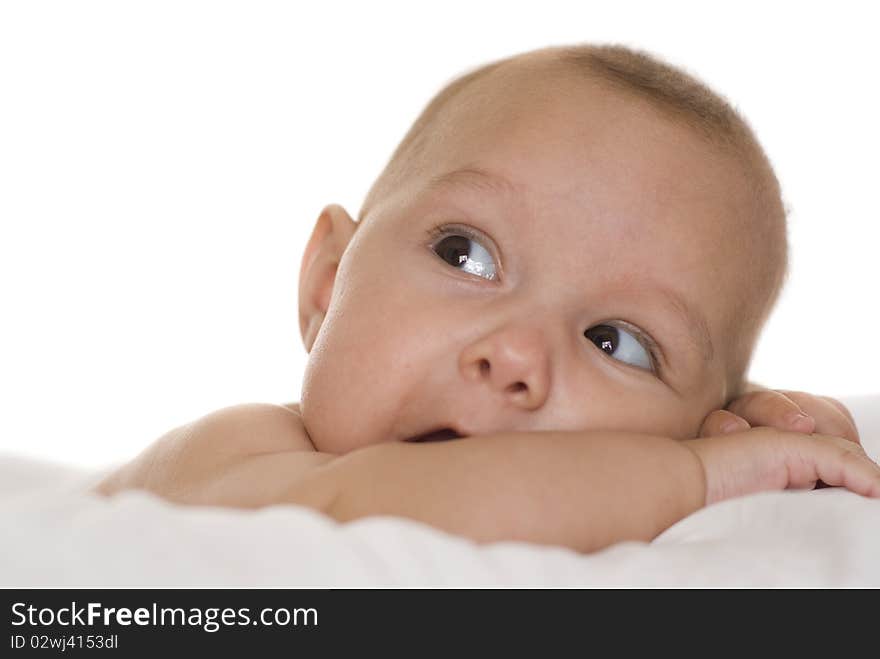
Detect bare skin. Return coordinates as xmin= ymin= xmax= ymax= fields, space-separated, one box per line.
xmin=96 ymin=55 xmax=875 ymax=553
xmin=95 ymin=401 xmax=877 ymax=554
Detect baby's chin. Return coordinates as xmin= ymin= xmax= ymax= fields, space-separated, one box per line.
xmin=301 ymin=416 xmax=391 ymax=455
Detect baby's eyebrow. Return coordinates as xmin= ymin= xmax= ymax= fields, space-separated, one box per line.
xmin=424 ymin=166 xmax=519 ymax=198
xmin=652 ymin=285 xmax=715 ymax=364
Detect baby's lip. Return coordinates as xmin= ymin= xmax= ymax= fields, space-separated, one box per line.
xmin=404 ymin=425 xmax=465 ymax=443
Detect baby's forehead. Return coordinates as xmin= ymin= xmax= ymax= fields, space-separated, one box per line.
xmin=415 ymin=108 xmax=753 ymax=247
xmin=420 ymin=67 xmax=746 ymax=199
xmin=401 ymin=75 xmax=764 ymax=274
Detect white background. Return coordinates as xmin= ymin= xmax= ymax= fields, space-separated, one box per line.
xmin=1 ymin=1 xmax=877 ymax=468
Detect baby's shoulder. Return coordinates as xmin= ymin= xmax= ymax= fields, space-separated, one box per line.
xmin=191 ymin=402 xmax=316 ymax=458
xmin=96 ymin=402 xmax=317 ymax=499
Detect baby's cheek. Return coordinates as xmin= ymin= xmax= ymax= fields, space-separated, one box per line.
xmin=596 ymin=394 xmax=703 ymax=440
xmin=302 ymin=336 xmax=416 ymax=453
xmin=648 ymin=397 xmax=715 ymax=439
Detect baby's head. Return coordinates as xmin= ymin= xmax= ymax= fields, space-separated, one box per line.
xmin=297 ymin=44 xmax=787 ymax=453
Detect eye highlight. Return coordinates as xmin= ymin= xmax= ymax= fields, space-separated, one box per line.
xmin=428 ymin=224 xmax=498 ymax=281
xmin=584 ymin=324 xmax=657 ymax=373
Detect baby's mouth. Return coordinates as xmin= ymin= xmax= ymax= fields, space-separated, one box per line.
xmin=405 ymin=427 xmax=464 ymax=443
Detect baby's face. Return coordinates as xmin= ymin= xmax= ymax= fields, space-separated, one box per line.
xmin=300 ymin=60 xmax=771 ymax=453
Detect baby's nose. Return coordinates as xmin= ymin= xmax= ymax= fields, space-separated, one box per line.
xmin=458 ymin=325 xmax=551 ymax=412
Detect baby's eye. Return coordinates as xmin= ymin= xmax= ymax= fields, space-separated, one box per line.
xmin=431 ymin=231 xmax=497 ymax=280
xmin=584 ymin=324 xmax=654 ymax=372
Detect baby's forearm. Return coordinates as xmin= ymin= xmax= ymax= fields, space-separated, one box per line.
xmin=286 ymin=431 xmax=706 ymax=553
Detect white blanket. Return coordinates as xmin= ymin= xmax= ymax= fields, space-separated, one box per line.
xmin=2 ymin=396 xmax=878 ymax=587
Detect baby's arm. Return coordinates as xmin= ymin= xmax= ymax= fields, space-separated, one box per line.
xmin=97 ymin=404 xmax=703 ymax=550
xmin=98 ymin=404 xmax=880 ymax=554
xmin=98 ymin=405 xmax=705 ymax=551
xmin=283 ymin=427 xmax=879 ymax=553
xmin=286 ymin=430 xmax=706 ymax=553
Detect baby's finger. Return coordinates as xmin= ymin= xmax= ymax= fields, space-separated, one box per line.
xmin=727 ymin=389 xmax=815 ymax=434
xmin=777 ymin=391 xmax=860 ymax=444
xmin=821 ymin=396 xmax=858 ymax=427
xmin=699 ymin=410 xmax=750 ymax=437
xmin=800 ymin=434 xmax=880 ymax=498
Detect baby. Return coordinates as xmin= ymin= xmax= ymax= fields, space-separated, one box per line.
xmin=98 ymin=44 xmax=877 ymax=553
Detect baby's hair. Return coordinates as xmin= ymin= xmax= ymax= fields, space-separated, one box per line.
xmin=358 ymin=43 xmax=789 ymax=394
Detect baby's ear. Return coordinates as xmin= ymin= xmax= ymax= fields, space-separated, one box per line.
xmin=298 ymin=204 xmax=357 ymax=351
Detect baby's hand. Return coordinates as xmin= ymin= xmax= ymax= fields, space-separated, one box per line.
xmin=682 ymin=428 xmax=880 ymax=505
xmin=699 ymin=387 xmax=860 ymax=444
